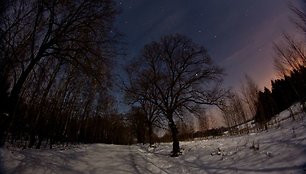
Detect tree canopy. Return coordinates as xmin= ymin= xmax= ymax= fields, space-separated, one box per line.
xmin=125 ymin=34 xmax=226 ymax=156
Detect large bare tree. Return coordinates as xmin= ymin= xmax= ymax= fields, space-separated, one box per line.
xmin=125 ymin=34 xmax=226 ymax=156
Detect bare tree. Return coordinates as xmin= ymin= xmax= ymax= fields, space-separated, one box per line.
xmin=128 ymin=107 xmax=147 ymax=144
xmin=198 ymin=113 xmax=209 ymax=132
xmin=1 ymin=0 xmax=117 ymax=115
xmin=176 ymin=119 xmax=194 ymax=141
xmin=221 ymin=91 xmax=247 ymax=134
xmin=274 ymin=33 xmax=306 ymax=76
xmin=273 ymin=1 xmax=306 ymax=75
xmin=125 ymin=34 xmax=226 ymax=156
xmin=240 ymin=74 xmax=259 ymax=119
xmin=124 ymin=54 xmax=165 ymax=146
xmin=140 ymin=100 xmax=162 ymax=146
xmin=273 ymin=1 xmax=306 ymax=109
xmin=0 ymin=0 xmax=119 ymax=146
xmin=289 ymin=1 xmax=306 ymax=37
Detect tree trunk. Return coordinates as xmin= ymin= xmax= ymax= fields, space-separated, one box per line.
xmin=28 ymin=133 xmax=36 ymax=148
xmin=168 ymin=115 xmax=180 ymax=157
xmin=0 ymin=115 xmax=8 ymax=146
xmin=289 ymin=107 xmax=295 ymax=120
xmin=36 ymin=135 xmax=43 ymax=149
xmin=148 ymin=122 xmax=153 ymax=147
xmin=9 ymin=58 xmax=39 ymax=114
xmin=49 ymin=138 xmax=53 ymax=149
xmin=3 ymin=58 xmax=39 ymax=146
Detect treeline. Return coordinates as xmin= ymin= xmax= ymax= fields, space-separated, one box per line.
xmin=220 ymin=65 xmax=306 ymax=133
xmin=221 ymin=2 xmax=306 ymax=131
xmin=216 ymin=3 xmax=306 ymax=134
xmin=254 ymin=2 xmax=306 ymax=126
xmin=255 ymin=66 xmax=306 ymax=125
xmin=7 ymin=103 xmax=133 ymax=148
xmin=0 ymin=1 xmax=227 ymax=153
xmin=0 ymin=0 xmax=136 ymax=148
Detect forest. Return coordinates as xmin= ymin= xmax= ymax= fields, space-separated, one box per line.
xmin=0 ymin=0 xmax=306 ymax=158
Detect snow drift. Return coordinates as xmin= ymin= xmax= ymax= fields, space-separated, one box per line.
xmin=0 ymin=107 xmax=305 ymax=174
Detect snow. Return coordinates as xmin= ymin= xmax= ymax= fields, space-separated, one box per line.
xmin=1 ymin=110 xmax=306 ymax=173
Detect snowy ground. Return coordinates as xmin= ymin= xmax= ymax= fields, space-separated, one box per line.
xmin=1 ymin=111 xmax=306 ymax=173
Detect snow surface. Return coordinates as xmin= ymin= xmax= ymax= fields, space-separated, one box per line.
xmin=1 ymin=111 xmax=306 ymax=174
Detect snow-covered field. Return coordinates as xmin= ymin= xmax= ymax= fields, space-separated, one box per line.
xmin=1 ymin=111 xmax=306 ymax=174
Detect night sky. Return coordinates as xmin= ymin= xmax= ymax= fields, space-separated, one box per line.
xmin=115 ymin=0 xmax=302 ymax=112
xmin=115 ymin=0 xmax=301 ymax=112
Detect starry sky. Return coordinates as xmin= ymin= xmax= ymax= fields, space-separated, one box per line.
xmin=115 ymin=0 xmax=302 ymax=89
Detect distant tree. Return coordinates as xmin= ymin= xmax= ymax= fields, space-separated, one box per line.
xmin=246 ymin=2 xmax=306 ymax=129
xmin=240 ymin=75 xmax=259 ymax=119
xmin=273 ymin=34 xmax=306 ymax=76
xmin=273 ymin=1 xmax=306 ymax=77
xmin=140 ymin=100 xmax=162 ymax=146
xmin=221 ymin=91 xmax=247 ymax=134
xmin=255 ymin=88 xmax=277 ymax=129
xmin=198 ymin=113 xmax=209 ymax=132
xmin=128 ymin=107 xmax=147 ymax=144
xmin=272 ymin=1 xmax=306 ymax=113
xmin=125 ymin=34 xmax=226 ymax=156
xmin=125 ymin=62 xmax=163 ymax=146
xmin=177 ymin=119 xmax=194 ymax=141
xmin=289 ymin=0 xmax=306 ymax=38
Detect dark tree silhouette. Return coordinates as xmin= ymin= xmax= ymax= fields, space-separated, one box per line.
xmin=125 ymin=73 xmax=162 ymax=146
xmin=241 ymin=75 xmax=259 ymax=119
xmin=0 ymin=0 xmax=11 ymax=146
xmin=0 ymin=0 xmax=120 ymax=147
xmin=125 ymin=34 xmax=226 ymax=156
xmin=128 ymin=107 xmax=147 ymax=144
xmin=255 ymin=88 xmax=277 ymax=129
xmin=221 ymin=91 xmax=247 ymax=134
xmin=2 ymin=0 xmax=117 ymax=113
